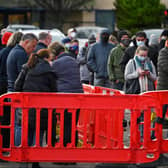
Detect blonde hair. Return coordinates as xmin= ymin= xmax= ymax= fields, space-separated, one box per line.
xmin=135 ymin=46 xmax=148 ymax=55
xmin=7 ymin=32 xmax=23 ymax=47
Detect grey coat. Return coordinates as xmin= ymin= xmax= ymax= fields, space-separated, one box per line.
xmin=125 ymin=58 xmax=156 ymax=93
xmin=157 ymin=47 xmax=168 ymax=90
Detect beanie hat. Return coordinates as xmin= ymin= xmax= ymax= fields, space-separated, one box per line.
xmin=1 ymin=31 xmax=13 ymax=45
xmin=61 ymin=37 xmax=71 ymax=44
xmin=161 ymin=29 xmax=168 ymax=37
xmin=88 ymin=34 xmax=96 ymax=44
xmin=117 ymin=30 xmax=129 ymax=42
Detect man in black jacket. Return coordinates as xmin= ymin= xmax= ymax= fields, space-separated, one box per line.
xmin=34 ymin=32 xmax=52 ymax=53
xmin=120 ymin=31 xmax=158 ymax=73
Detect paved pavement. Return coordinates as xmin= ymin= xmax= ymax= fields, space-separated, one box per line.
xmin=0 ymin=162 xmax=97 ymax=168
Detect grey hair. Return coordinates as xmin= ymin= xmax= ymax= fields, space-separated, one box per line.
xmin=7 ymin=32 xmax=23 ymax=47
xmin=39 ymin=32 xmax=50 ymax=40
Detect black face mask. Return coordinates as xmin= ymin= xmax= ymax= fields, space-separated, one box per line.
xmin=121 ymin=39 xmax=131 ymax=47
xmin=101 ymin=33 xmax=109 ymax=43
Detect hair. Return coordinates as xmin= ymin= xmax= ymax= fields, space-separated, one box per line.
xmin=27 ymin=53 xmax=39 ymax=68
xmin=48 ymin=42 xmax=65 ymax=59
xmin=71 ymin=39 xmax=79 ymax=43
xmin=37 ymin=48 xmax=50 ymax=59
xmin=135 ymin=46 xmax=149 ymax=54
xmin=21 ymin=33 xmax=38 ymax=42
xmin=109 ymin=34 xmax=118 ymax=43
xmin=7 ymin=31 xmax=23 ymax=47
xmin=27 ymin=49 xmax=50 ymax=68
xmin=117 ymin=30 xmax=129 ymax=41
xmin=136 ymin=31 xmax=147 ymax=38
xmin=38 ymin=32 xmax=50 ymax=40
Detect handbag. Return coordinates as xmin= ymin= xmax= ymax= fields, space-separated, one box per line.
xmin=124 ymin=60 xmax=140 ymax=94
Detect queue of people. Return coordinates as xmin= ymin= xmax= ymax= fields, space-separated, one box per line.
xmin=0 ymin=27 xmax=168 ymax=167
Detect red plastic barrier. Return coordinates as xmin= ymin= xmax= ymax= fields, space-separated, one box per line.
xmin=80 ymin=84 xmax=123 ymax=143
xmin=0 ymin=92 xmax=164 ymax=163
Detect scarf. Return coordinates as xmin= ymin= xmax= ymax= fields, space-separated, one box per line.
xmin=134 ymin=56 xmax=153 ymax=93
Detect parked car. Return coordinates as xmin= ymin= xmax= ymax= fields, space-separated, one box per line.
xmin=20 ymin=29 xmax=65 ymax=43
xmin=143 ymin=29 xmax=163 ymax=45
xmin=6 ymin=24 xmax=39 ymax=32
xmin=68 ymin=26 xmax=107 ymax=48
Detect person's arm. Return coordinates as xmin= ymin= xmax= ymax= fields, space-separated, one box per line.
xmin=87 ymin=45 xmax=97 ymax=72
xmin=147 ymin=61 xmax=157 ymax=81
xmin=14 ymin=66 xmax=28 ymax=91
xmin=120 ymin=48 xmax=131 ymax=73
xmin=107 ymin=48 xmax=116 ymax=81
xmin=124 ymin=60 xmax=139 ymax=80
xmin=16 ymin=53 xmax=28 ymax=74
xmin=77 ymin=47 xmax=87 ymax=65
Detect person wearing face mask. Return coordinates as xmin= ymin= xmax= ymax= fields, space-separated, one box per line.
xmin=107 ymin=30 xmax=130 ymax=90
xmin=67 ymin=28 xmax=77 ymax=40
xmin=87 ymin=28 xmax=115 ymax=87
xmin=124 ymin=46 xmax=156 ymax=94
xmin=120 ymin=31 xmax=158 ymax=73
xmin=68 ymin=39 xmax=79 ymax=59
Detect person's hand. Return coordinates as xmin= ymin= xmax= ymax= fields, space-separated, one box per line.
xmin=115 ymin=79 xmax=119 ymax=83
xmin=144 ymin=70 xmax=150 ymax=76
xmin=138 ymin=68 xmax=145 ymax=76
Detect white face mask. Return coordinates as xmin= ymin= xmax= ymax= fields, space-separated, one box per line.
xmin=136 ymin=41 xmax=145 ymax=46
xmin=137 ymin=55 xmax=146 ymax=61
xmin=70 ymin=32 xmax=77 ymax=39
xmin=65 ymin=43 xmax=70 ymax=49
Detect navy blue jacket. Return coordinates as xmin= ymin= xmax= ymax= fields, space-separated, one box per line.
xmin=52 ymin=53 xmax=83 ymax=93
xmin=34 ymin=42 xmax=47 ymax=53
xmin=0 ymin=46 xmax=13 ymax=83
xmin=7 ymin=45 xmax=28 ymax=92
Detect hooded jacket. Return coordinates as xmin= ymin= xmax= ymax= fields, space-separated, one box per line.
xmin=87 ymin=29 xmax=114 ymax=78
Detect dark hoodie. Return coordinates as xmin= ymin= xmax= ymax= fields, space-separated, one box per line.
xmin=87 ymin=29 xmax=115 ymax=78
xmin=15 ymin=58 xmax=56 ymax=92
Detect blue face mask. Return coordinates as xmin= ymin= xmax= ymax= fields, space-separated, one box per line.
xmin=137 ymin=55 xmax=146 ymax=61
xmin=136 ymin=41 xmax=145 ymax=46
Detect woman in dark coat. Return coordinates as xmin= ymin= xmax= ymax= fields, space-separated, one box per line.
xmin=14 ymin=49 xmax=56 ymax=168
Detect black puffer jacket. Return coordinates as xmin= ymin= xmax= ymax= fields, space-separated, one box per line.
xmin=14 ymin=58 xmax=57 ymax=129
xmin=157 ymin=47 xmax=168 ymax=90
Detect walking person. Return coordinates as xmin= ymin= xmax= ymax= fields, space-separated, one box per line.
xmin=87 ymin=28 xmax=115 ymax=87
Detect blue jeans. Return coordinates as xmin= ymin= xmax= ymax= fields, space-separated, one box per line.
xmin=15 ymin=123 xmax=44 ymax=146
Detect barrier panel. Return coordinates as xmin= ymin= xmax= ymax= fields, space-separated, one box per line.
xmin=142 ymin=91 xmax=168 ymax=154
xmin=0 ymin=92 xmax=164 ymax=163
xmin=80 ymin=84 xmax=123 ymax=143
xmin=82 ymin=84 xmax=123 ymax=95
